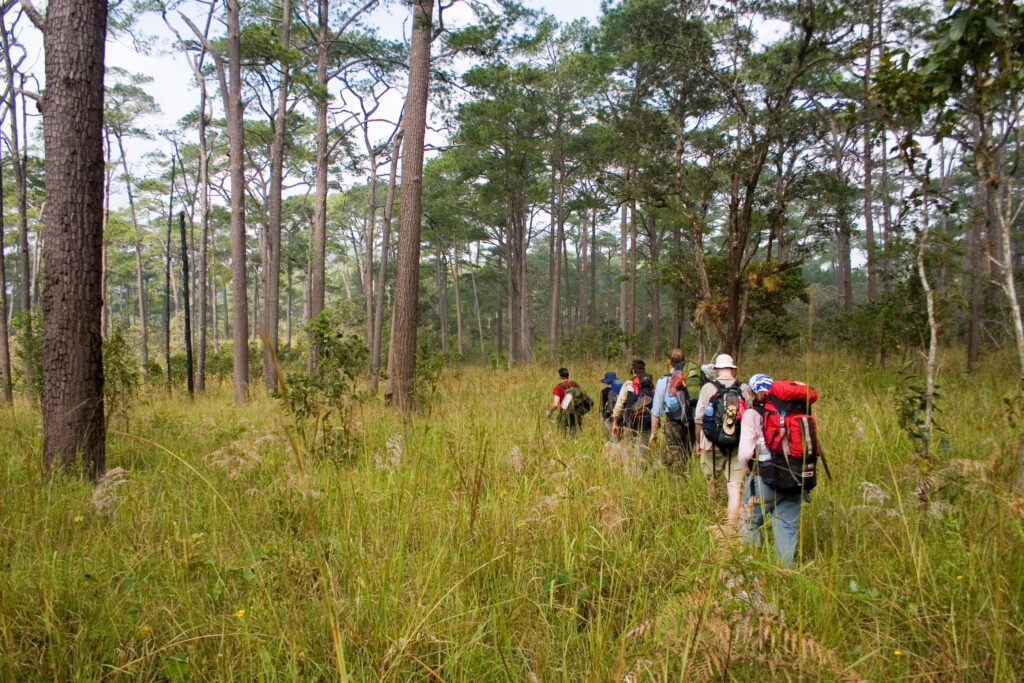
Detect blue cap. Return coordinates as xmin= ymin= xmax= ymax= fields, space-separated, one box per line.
xmin=600 ymin=371 xmax=618 ymax=384
xmin=749 ymin=374 xmax=773 ymax=394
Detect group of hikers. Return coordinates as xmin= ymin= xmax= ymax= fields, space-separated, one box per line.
xmin=546 ymin=350 xmax=824 ymax=567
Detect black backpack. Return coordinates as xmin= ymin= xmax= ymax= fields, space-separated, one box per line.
xmin=701 ymin=380 xmax=746 ymax=449
xmin=602 ymin=379 xmax=625 ymax=419
xmin=624 ymin=387 xmax=654 ymax=430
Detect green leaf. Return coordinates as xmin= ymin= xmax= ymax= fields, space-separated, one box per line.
xmin=161 ymin=655 xmax=190 ymax=678
xmin=985 ymin=16 xmax=1006 ymax=37
xmin=949 ymin=13 xmax=968 ymax=42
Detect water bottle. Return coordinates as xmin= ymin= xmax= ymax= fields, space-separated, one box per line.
xmin=756 ymin=437 xmax=771 ymax=462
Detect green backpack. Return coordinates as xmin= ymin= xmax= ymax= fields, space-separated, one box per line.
xmin=682 ymin=361 xmax=703 ymax=398
xmin=561 ymin=381 xmax=593 ymax=419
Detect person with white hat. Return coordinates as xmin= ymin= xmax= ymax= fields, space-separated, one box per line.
xmin=693 ymin=354 xmax=753 ymax=534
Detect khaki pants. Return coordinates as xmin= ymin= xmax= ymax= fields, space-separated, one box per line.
xmin=662 ymin=419 xmax=693 ymax=470
xmin=699 ymin=447 xmax=745 ymax=484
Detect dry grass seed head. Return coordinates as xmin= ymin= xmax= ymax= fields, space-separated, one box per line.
xmin=91 ymin=466 xmax=129 ymax=517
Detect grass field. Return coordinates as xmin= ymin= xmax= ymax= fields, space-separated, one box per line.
xmin=1 ymin=351 xmax=1022 ymax=681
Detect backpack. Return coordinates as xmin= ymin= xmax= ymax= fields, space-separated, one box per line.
xmin=561 ymin=381 xmax=593 ymax=419
xmin=683 ymin=361 xmax=703 ymax=402
xmin=756 ymin=380 xmax=823 ymax=494
xmin=624 ymin=386 xmax=654 ymax=430
xmin=662 ymin=367 xmax=693 ymax=427
xmin=701 ymin=380 xmax=746 ymax=449
xmin=603 ymin=379 xmax=625 ymax=419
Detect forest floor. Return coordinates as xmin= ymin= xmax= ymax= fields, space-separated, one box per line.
xmin=1 ymin=350 xmax=1022 ymax=681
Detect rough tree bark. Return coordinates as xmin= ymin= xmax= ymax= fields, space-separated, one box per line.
xmin=370 ymin=127 xmax=401 ymax=392
xmin=386 ymin=0 xmax=432 ymax=409
xmin=263 ymin=0 xmax=292 ymax=390
xmin=225 ymin=0 xmax=249 ymax=402
xmin=309 ymin=0 xmax=329 ymax=371
xmin=0 ymin=154 xmax=12 ymax=402
xmin=40 ymin=0 xmax=108 ymax=478
xmin=179 ymin=212 xmax=194 ymax=395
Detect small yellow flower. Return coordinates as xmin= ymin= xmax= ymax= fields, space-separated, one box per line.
xmin=140 ymin=625 xmax=151 ymax=636
xmin=217 ymin=653 xmax=224 ymax=658
xmin=894 ymin=650 xmax=903 ymax=656
xmin=73 ymin=515 xmax=84 ymax=523
xmin=235 ymin=609 xmax=246 ymax=618
xmin=516 ymin=521 xmax=526 ymax=528
xmin=956 ymin=575 xmax=963 ymax=581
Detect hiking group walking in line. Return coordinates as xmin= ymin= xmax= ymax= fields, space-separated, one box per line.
xmin=546 ymin=351 xmax=825 ymax=567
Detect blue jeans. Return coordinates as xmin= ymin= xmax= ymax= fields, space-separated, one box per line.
xmin=741 ymin=474 xmax=803 ymax=567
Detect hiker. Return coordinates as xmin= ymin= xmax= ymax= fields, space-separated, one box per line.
xmin=740 ymin=374 xmax=823 ymax=567
xmin=621 ymin=372 xmax=655 ymax=443
xmin=546 ymin=367 xmax=592 ymax=435
xmin=610 ymin=359 xmax=646 ymax=441
xmin=694 ymin=354 xmax=753 ymax=533
xmin=649 ymin=348 xmax=698 ymax=469
xmin=599 ymin=371 xmax=624 ymax=438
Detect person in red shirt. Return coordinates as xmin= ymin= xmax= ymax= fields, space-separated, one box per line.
xmin=546 ymin=367 xmax=581 ymax=434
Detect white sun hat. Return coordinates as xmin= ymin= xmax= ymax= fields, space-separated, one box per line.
xmin=713 ymin=353 xmax=737 ymax=369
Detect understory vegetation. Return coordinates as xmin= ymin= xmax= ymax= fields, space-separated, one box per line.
xmin=1 ymin=350 xmax=1021 ymax=681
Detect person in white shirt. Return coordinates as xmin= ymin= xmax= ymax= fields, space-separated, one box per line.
xmin=693 ymin=354 xmax=753 ymax=533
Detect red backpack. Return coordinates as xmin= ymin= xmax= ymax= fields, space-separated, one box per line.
xmin=756 ymin=380 xmax=824 ymax=493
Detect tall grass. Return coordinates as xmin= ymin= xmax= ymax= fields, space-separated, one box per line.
xmin=0 ymin=350 xmax=1021 ymax=681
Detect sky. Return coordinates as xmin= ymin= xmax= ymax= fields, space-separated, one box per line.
xmin=99 ymin=1 xmax=604 ymax=199
xmin=4 ymin=1 xmax=605 ymax=210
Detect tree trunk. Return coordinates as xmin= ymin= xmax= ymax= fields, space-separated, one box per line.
xmin=671 ymin=218 xmax=681 ymax=346
xmin=252 ymin=272 xmax=260 ymax=342
xmin=117 ymin=134 xmax=150 ymax=372
xmin=619 ymin=202 xmax=627 ymax=336
xmin=101 ymin=135 xmax=112 ymax=340
xmin=165 ymin=199 xmax=172 ymax=383
xmin=917 ymin=169 xmax=937 ymax=466
xmin=197 ymin=83 xmax=210 ymax=391
xmin=179 ymin=212 xmax=194 ymax=395
xmin=0 ymin=154 xmax=12 ymax=402
xmin=547 ymin=133 xmax=564 ymax=363
xmin=263 ymin=0 xmax=292 ymax=391
xmin=362 ymin=142 xmax=378 ymax=356
xmin=629 ymin=200 xmax=637 ymax=353
xmin=41 ymin=0 xmax=108 ymax=478
xmin=579 ymin=211 xmax=589 ymax=327
xmin=648 ymin=214 xmax=661 ymax=358
xmin=837 ymin=212 xmax=853 ymax=312
xmin=13 ymin=97 xmax=29 ymax=316
xmin=309 ymin=0 xmax=329 ymax=372
xmin=453 ymin=246 xmax=463 ymax=357
xmin=967 ymin=172 xmax=984 ymax=370
xmin=862 ymin=7 xmax=877 ymax=301
xmin=591 ymin=208 xmax=597 ymax=324
xmin=436 ymin=248 xmax=448 ymax=352
xmin=286 ymin=263 xmax=293 ymax=347
xmin=879 ymin=129 xmax=892 ymax=288
xmin=225 ymin=0 xmax=249 ymax=402
xmin=471 ymin=268 xmax=485 ymax=358
xmin=213 ymin=278 xmax=220 ymax=350
xmin=386 ymin=0 xmax=432 ymax=409
xmin=370 ymin=128 xmax=401 ymax=391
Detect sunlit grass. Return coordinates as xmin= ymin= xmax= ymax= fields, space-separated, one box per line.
xmin=0 ymin=350 xmax=1021 ymax=680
